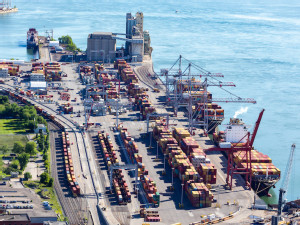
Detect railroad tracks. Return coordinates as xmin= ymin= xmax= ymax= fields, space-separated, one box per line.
xmin=49 ymin=122 xmax=83 ymax=224
xmin=0 ymin=85 xmax=103 ymax=224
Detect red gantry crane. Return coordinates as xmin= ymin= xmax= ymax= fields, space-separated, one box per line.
xmin=205 ymin=109 xmax=265 ymax=189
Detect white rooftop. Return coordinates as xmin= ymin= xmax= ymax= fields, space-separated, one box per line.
xmin=30 ymin=81 xmax=47 ymax=88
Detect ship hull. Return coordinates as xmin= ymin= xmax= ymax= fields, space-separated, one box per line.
xmin=27 ymin=41 xmax=38 ymax=49
xmin=251 ymin=179 xmax=279 ymax=197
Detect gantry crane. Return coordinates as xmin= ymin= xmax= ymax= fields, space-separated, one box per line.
xmin=161 ymin=55 xmax=256 ymax=134
xmin=277 ymin=144 xmax=296 ymax=219
xmin=205 ymin=109 xmax=265 ymax=189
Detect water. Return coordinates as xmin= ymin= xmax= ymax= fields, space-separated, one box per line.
xmin=1 ymin=0 xmax=300 ymax=203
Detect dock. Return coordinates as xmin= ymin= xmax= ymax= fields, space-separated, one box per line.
xmin=0 ymin=7 xmax=18 ymax=14
xmin=0 ymin=52 xmax=275 ymax=224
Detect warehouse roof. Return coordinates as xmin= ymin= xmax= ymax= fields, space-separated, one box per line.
xmin=89 ymin=32 xmax=116 ymax=39
xmin=30 ymin=81 xmax=47 ymax=89
xmin=0 ymin=214 xmax=30 ymax=221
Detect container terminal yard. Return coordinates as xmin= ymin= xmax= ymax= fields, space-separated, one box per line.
xmin=0 ymin=12 xmax=299 ymax=225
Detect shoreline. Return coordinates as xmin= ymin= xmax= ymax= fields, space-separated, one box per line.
xmin=0 ymin=8 xmax=18 ymax=14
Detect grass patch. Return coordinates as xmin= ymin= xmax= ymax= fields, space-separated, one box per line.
xmin=0 ymin=119 xmax=29 ymax=134
xmin=0 ymin=134 xmax=28 ymax=151
xmin=23 ymin=180 xmax=67 ymax=221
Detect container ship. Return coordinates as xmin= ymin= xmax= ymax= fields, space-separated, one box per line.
xmin=27 ymin=28 xmax=38 ymax=49
xmin=212 ymin=118 xmax=281 ymax=196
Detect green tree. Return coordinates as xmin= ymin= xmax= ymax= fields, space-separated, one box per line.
xmin=0 ymin=95 xmax=8 ymax=104
xmin=0 ymin=145 xmax=9 ymax=155
xmin=18 ymin=153 xmax=30 ymax=170
xmin=11 ymin=160 xmax=19 ymax=170
xmin=40 ymin=172 xmax=50 ymax=184
xmin=38 ymin=141 xmax=44 ymax=152
xmin=26 ymin=120 xmax=36 ymax=132
xmin=43 ymin=154 xmax=48 ymax=161
xmin=48 ymin=177 xmax=53 ymax=187
xmin=12 ymin=142 xmax=25 ymax=154
xmin=24 ymin=172 xmax=32 ymax=180
xmin=25 ymin=142 xmax=37 ymax=156
xmin=44 ymin=159 xmax=49 ymax=172
xmin=3 ymin=167 xmax=12 ymax=175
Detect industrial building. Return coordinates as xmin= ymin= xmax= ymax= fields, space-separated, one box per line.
xmin=86 ymin=32 xmax=116 ymax=62
xmin=87 ymin=12 xmax=151 ymax=63
xmin=0 ymin=188 xmax=57 ymax=225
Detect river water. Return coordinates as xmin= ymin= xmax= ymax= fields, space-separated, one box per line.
xmin=0 ymin=0 xmax=299 ymax=203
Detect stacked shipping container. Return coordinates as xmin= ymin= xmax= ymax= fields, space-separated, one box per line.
xmin=118 ymin=125 xmax=160 ymax=207
xmin=153 ymin=120 xmax=215 ymax=208
xmin=97 ymin=131 xmax=131 ymax=204
xmin=61 ymin=131 xmax=80 ymax=196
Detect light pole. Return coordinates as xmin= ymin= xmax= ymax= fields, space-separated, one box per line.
xmin=149 ymin=132 xmax=152 ymax=149
xmin=162 ymin=154 xmax=166 ymax=175
xmin=156 ymin=142 xmax=159 ymax=159
xmin=171 ymin=167 xmax=174 ymax=191
xmin=180 ymin=183 xmax=184 ymax=208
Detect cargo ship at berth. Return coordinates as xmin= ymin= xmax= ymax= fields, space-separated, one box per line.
xmin=27 ymin=28 xmax=38 ymax=49
xmin=212 ymin=118 xmax=281 ymax=196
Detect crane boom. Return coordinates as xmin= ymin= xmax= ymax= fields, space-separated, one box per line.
xmin=249 ymin=109 xmax=265 ymax=147
xmin=277 ymin=144 xmax=296 ymax=217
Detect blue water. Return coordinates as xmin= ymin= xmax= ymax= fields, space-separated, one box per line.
xmin=1 ymin=0 xmax=300 ymax=202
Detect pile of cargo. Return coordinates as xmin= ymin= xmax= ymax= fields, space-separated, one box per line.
xmin=62 ymin=131 xmax=80 ymax=197
xmin=38 ymin=94 xmax=53 ymax=103
xmin=79 ymin=65 xmax=95 ymax=84
xmin=115 ymin=59 xmax=156 ymax=120
xmin=45 ymin=62 xmax=62 ymax=81
xmin=60 ymin=92 xmax=70 ymax=101
xmin=61 ymin=103 xmax=73 ymax=114
xmin=32 ymin=62 xmax=44 ymax=74
xmin=97 ymin=131 xmax=132 ymax=204
xmin=98 ymin=131 xmax=119 ymax=167
xmin=140 ymin=208 xmax=161 ymax=222
xmin=193 ymin=103 xmax=224 ymax=121
xmin=0 ymin=62 xmax=19 ymax=76
xmin=138 ymin=97 xmax=156 ymax=120
xmin=233 ymin=150 xmax=280 ymax=178
xmin=98 ymin=73 xmax=117 ymax=85
xmin=95 ymin=63 xmax=104 ymax=76
xmin=106 ymin=83 xmax=119 ymax=99
xmin=118 ymin=125 xmax=160 ymax=207
xmin=185 ymin=180 xmax=214 ymax=208
xmin=114 ymin=59 xmax=138 ymax=84
xmin=152 ymin=120 xmax=215 ymax=208
xmin=127 ymin=83 xmax=146 ymax=96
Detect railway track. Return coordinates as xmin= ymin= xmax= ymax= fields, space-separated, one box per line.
xmin=134 ymin=64 xmax=164 ymax=90
xmin=49 ymin=122 xmax=83 ymax=224
xmin=0 ymin=85 xmax=104 ymax=224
